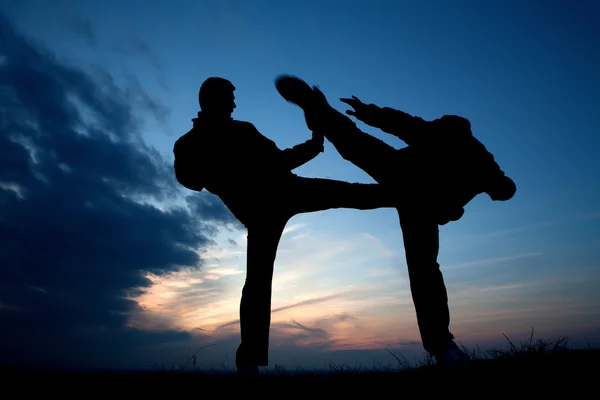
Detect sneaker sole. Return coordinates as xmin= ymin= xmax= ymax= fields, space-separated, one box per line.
xmin=275 ymin=75 xmax=315 ymax=110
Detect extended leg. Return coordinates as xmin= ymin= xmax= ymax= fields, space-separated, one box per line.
xmin=320 ymin=109 xmax=404 ymax=187
xmin=281 ymin=176 xmax=399 ymax=215
xmin=398 ymin=206 xmax=455 ymax=355
xmin=275 ymin=75 xmax=401 ymax=186
xmin=235 ymin=174 xmax=402 ymax=370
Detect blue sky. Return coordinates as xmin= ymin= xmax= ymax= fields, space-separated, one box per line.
xmin=1 ymin=0 xmax=599 ymax=371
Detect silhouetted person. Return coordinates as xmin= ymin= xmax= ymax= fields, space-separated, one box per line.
xmin=172 ymin=77 xmax=398 ymax=375
xmin=276 ymin=75 xmax=516 ymax=364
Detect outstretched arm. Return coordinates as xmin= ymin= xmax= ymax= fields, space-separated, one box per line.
xmin=280 ymin=131 xmax=325 ymax=171
xmin=340 ymin=96 xmax=429 ymax=146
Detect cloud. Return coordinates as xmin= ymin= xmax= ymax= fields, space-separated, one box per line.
xmin=272 ymin=291 xmax=359 ymax=314
xmin=39 ymin=2 xmax=171 ymax=92
xmin=444 ymin=252 xmax=543 ymax=270
xmin=186 ymin=192 xmax=243 ymax=228
xmin=129 ymin=224 xmax=411 ymax=339
xmin=48 ymin=1 xmax=165 ymax=73
xmin=214 ymin=290 xmax=361 ymax=331
xmin=282 ymin=223 xmax=306 ymax=236
xmin=125 ymin=36 xmax=165 ymax=72
xmin=0 ymin=13 xmax=238 ymax=369
xmin=62 ymin=14 xmax=97 ymax=47
xmin=474 ymin=211 xmax=600 ymax=239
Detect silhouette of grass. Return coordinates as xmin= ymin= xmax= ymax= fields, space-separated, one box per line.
xmin=1 ymin=329 xmax=596 ymax=393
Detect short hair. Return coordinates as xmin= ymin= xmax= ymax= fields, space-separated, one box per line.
xmin=199 ymin=77 xmax=235 ymax=110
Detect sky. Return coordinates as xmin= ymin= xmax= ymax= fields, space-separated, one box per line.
xmin=0 ymin=0 xmax=599 ymax=372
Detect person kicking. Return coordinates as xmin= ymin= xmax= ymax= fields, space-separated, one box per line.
xmin=173 ymin=77 xmax=402 ymax=376
xmin=275 ymin=75 xmax=516 ymax=365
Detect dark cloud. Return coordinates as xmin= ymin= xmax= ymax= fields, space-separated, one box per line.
xmin=275 ymin=320 xmax=331 ymax=346
xmin=127 ymin=36 xmax=165 ymax=72
xmin=0 ymin=13 xmax=237 ymax=370
xmin=62 ymin=14 xmax=97 ymax=47
xmin=186 ymin=192 xmax=243 ymax=228
xmin=48 ymin=3 xmax=170 ymax=91
xmin=123 ymin=72 xmax=171 ymax=124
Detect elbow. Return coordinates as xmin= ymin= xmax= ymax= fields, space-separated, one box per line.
xmin=173 ymin=160 xmax=205 ymax=192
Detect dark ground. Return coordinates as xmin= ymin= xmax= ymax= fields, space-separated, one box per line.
xmin=1 ymin=348 xmax=597 ymax=394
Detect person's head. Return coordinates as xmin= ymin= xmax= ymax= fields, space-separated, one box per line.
xmin=198 ymin=77 xmax=236 ymax=119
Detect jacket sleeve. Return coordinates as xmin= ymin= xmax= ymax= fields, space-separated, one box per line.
xmin=245 ymin=122 xmax=323 ymax=171
xmin=357 ymin=104 xmax=429 ymax=146
xmin=172 ymin=138 xmax=205 ymax=192
xmin=279 ymin=132 xmax=324 ymax=171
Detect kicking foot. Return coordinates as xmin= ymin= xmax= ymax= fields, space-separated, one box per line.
xmin=433 ymin=341 xmax=471 ymax=365
xmin=275 ymin=75 xmax=333 ymax=131
xmin=275 ymin=75 xmax=317 ymax=110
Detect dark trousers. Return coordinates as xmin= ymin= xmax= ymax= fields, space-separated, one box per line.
xmin=232 ymin=177 xmax=396 ymax=367
xmin=321 ymin=111 xmax=455 ymax=355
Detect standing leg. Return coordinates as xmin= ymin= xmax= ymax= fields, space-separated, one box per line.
xmin=236 ymin=215 xmax=288 ymax=369
xmin=398 ymin=206 xmax=455 ymax=356
xmin=235 ymin=176 xmax=395 ymax=372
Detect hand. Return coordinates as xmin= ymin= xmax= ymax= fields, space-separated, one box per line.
xmin=340 ymin=95 xmax=367 ymax=118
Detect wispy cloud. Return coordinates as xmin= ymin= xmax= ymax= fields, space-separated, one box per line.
xmin=481 ymin=211 xmax=600 ymax=238
xmin=127 ymin=216 xmax=600 ymax=359
xmin=282 ymin=223 xmax=306 ymax=236
xmin=215 ymin=290 xmax=362 ymax=330
xmin=129 ymin=223 xmax=411 ymax=336
xmin=272 ymin=291 xmax=360 ymax=314
xmin=447 ymin=273 xmax=600 ymax=340
xmin=444 ymin=252 xmax=543 ymax=270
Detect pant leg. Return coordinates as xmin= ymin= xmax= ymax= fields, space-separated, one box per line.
xmin=234 ymin=176 xmax=399 ymax=367
xmin=319 ymin=107 xmax=405 ymax=186
xmin=233 ymin=173 xmax=416 ymax=367
xmin=281 ymin=176 xmax=398 ymax=215
xmin=236 ymin=215 xmax=288 ymax=367
xmin=398 ymin=206 xmax=455 ymax=355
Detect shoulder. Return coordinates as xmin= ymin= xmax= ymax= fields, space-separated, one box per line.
xmin=173 ymin=129 xmax=197 ymax=155
xmin=173 ymin=130 xmax=191 ymax=152
xmin=231 ymin=120 xmax=273 ymax=143
xmin=439 ymin=115 xmax=471 ymax=129
xmin=231 ymin=119 xmax=259 ymax=132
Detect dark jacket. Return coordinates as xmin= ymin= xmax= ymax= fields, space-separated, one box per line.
xmin=355 ymin=104 xmax=516 ymax=205
xmin=173 ymin=112 xmax=323 ymax=214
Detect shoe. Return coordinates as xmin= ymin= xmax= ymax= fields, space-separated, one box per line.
xmin=275 ymin=75 xmax=332 ymax=131
xmin=236 ymin=364 xmax=259 ymax=377
xmin=434 ymin=341 xmax=471 ymax=365
xmin=275 ymin=75 xmax=316 ymax=110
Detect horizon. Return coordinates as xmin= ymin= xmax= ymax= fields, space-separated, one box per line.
xmin=1 ymin=0 xmax=599 ymax=372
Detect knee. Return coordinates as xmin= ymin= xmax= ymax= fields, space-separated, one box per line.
xmin=242 ymin=278 xmax=273 ymax=295
xmin=405 ymin=256 xmax=442 ymax=277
